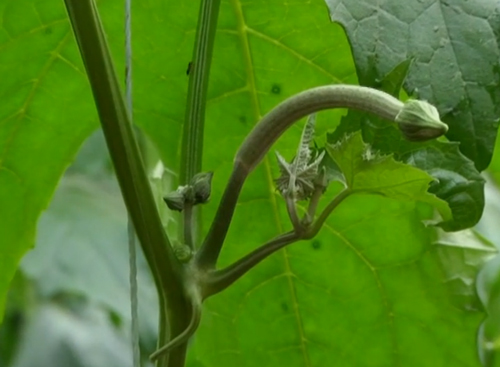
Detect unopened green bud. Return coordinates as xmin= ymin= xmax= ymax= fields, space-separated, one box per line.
xmin=190 ymin=171 xmax=213 ymax=204
xmin=396 ymin=100 xmax=448 ymax=142
xmin=163 ymin=187 xmax=187 ymax=211
xmin=173 ymin=244 xmax=193 ymax=262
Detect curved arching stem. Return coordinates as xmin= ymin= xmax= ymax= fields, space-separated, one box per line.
xmin=195 ymin=85 xmax=447 ymax=270
xmin=235 ymin=85 xmax=403 ymax=172
xmin=201 ymin=189 xmax=354 ymax=298
xmin=201 ymin=231 xmax=300 ymax=298
xmin=150 ymin=300 xmax=202 ymax=362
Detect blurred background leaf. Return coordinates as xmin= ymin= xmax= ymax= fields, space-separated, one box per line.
xmin=0 ymin=131 xmax=160 ymax=366
xmin=20 ymin=135 xmax=159 ymax=347
xmin=476 ymin=132 xmax=500 ymax=367
xmin=10 ymin=302 xmax=133 ymax=367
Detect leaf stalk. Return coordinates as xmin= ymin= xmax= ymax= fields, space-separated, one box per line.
xmin=196 ymin=85 xmax=445 ymax=270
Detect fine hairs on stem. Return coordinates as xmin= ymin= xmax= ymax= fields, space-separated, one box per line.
xmin=195 ymin=85 xmax=448 ymax=271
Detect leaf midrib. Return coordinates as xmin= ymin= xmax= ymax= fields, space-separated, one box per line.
xmin=229 ymin=0 xmax=312 ymax=366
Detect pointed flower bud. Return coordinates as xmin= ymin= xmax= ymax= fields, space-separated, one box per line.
xmin=163 ymin=186 xmax=188 ymax=211
xmin=396 ymin=100 xmax=448 ymax=142
xmin=190 ymin=171 xmax=214 ymax=204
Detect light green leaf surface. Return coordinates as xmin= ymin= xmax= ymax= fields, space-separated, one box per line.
xmin=0 ymin=0 xmax=127 ymax=320
xmin=186 ymin=1 xmax=483 ymax=365
xmin=326 ymin=132 xmax=452 ymax=222
xmin=0 ymin=0 xmax=354 ymax=318
xmin=0 ymin=1 xmax=490 ymax=366
xmin=191 ymin=194 xmax=482 ymax=367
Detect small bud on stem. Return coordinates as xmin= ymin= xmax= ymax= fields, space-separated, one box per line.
xmin=396 ymin=100 xmax=448 ymax=141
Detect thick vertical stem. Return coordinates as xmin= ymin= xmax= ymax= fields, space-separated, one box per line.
xmin=180 ymin=0 xmax=222 ymax=249
xmin=180 ymin=0 xmax=222 ymax=184
xmin=63 ymin=2 xmax=188 ymax=367
xmin=162 ymin=0 xmax=222 ymax=365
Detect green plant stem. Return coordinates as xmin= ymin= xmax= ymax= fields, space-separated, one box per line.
xmin=195 ymin=164 xmax=247 ymax=269
xmin=150 ymin=300 xmax=202 ymax=361
xmin=180 ymin=0 xmax=221 ymax=182
xmin=183 ymin=203 xmax=194 ymax=249
xmin=201 ymin=189 xmax=352 ymax=297
xmin=285 ymin=196 xmax=301 ymax=231
xmin=306 ymin=186 xmax=324 ymax=223
xmin=63 ymin=1 xmax=188 ymax=366
xmin=180 ymin=0 xmax=221 ymax=249
xmin=237 ymin=85 xmax=404 ymax=171
xmin=196 ymin=85 xmax=406 ymax=270
xmin=305 ymin=189 xmax=352 ymax=239
xmin=202 ymin=231 xmax=300 ymax=297
xmin=124 ymin=0 xmax=140 ymax=364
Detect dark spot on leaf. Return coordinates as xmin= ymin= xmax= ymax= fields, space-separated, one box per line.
xmin=271 ymin=84 xmax=281 ymax=94
xmin=186 ymin=61 xmax=193 ymax=75
xmin=239 ymin=115 xmax=246 ymax=124
xmin=311 ymin=240 xmax=321 ymax=250
xmin=281 ymin=302 xmax=288 ymax=312
xmin=44 ymin=27 xmax=52 ymax=35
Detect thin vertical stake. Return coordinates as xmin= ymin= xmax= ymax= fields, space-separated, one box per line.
xmin=125 ymin=0 xmax=140 ymax=365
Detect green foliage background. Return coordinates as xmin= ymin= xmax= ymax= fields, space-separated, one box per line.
xmin=0 ymin=0 xmax=499 ymax=366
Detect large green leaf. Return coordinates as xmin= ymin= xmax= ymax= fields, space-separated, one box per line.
xmin=325 ymin=0 xmax=500 ymax=171
xmin=0 ymin=0 xmax=130 ymax=320
xmin=0 ymin=1 xmax=492 ymax=367
xmin=185 ymin=2 xmax=485 ymax=367
xmin=0 ymin=0 xmax=354 ymax=318
xmin=191 ymin=195 xmax=485 ymax=367
xmin=329 ymin=61 xmax=486 ymax=231
xmin=326 ymin=131 xmax=451 ymax=222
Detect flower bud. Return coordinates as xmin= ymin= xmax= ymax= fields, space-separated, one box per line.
xmin=190 ymin=171 xmax=213 ymax=204
xmin=396 ymin=100 xmax=448 ymax=141
xmin=173 ymin=244 xmax=193 ymax=262
xmin=163 ymin=187 xmax=187 ymax=211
